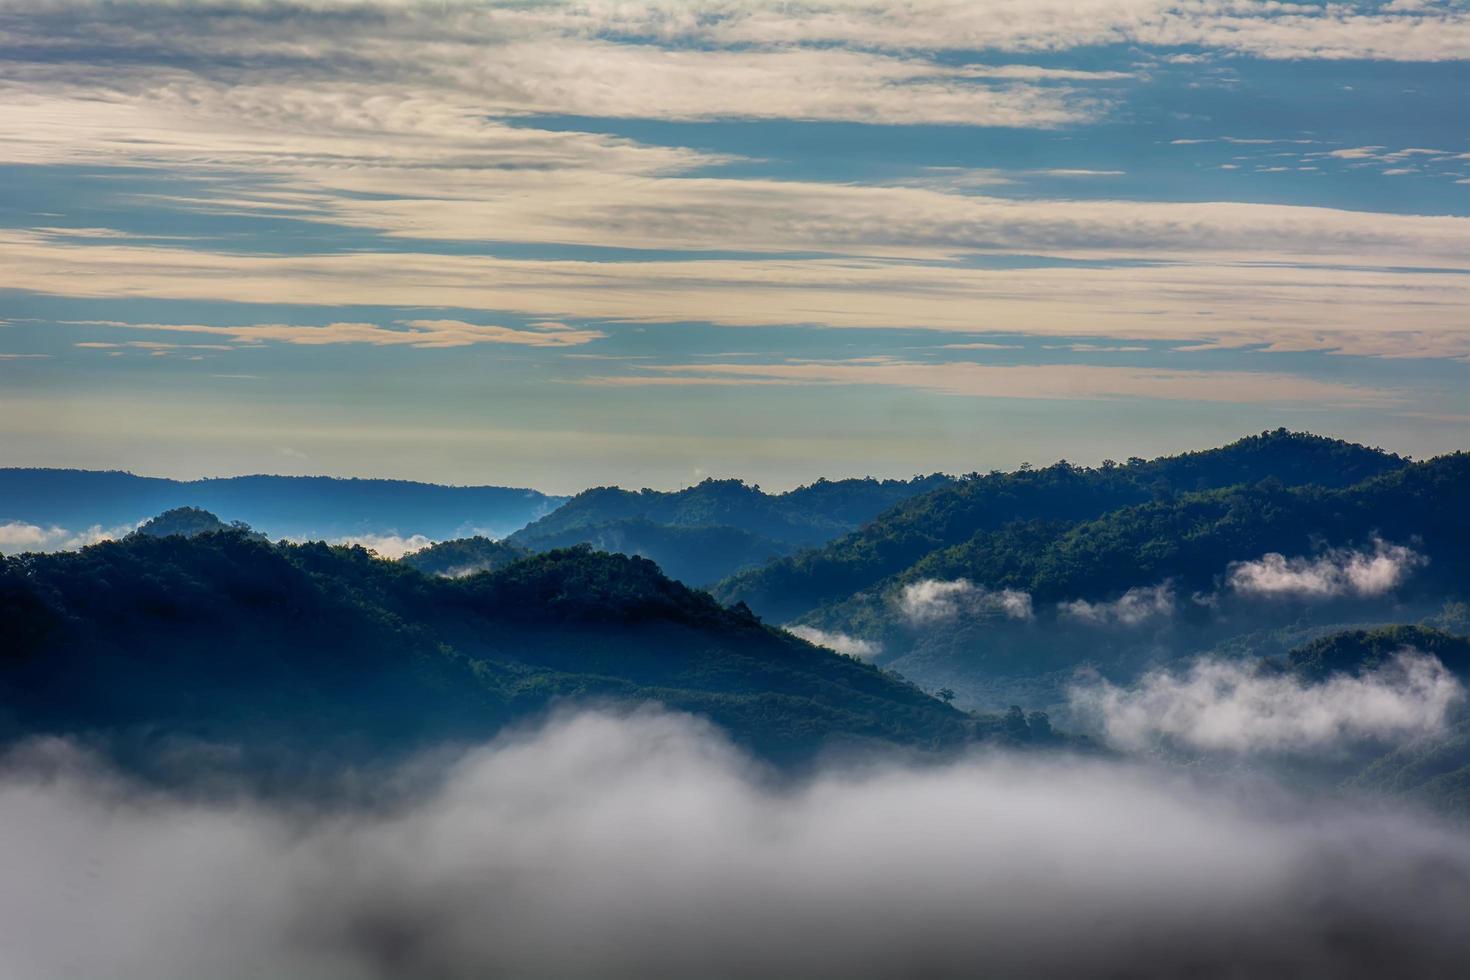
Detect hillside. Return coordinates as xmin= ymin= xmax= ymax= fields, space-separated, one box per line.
xmin=508 ymin=473 xmax=952 ymax=585
xmin=0 ymin=532 xmax=974 ymax=773
xmin=715 ymin=430 xmax=1408 ymax=622
xmin=400 ymin=536 xmax=529 ymax=577
xmin=0 ymin=469 xmax=565 ymax=541
xmin=1269 ymin=626 xmax=1470 ymax=815
xmin=788 ymin=453 xmax=1467 ymax=713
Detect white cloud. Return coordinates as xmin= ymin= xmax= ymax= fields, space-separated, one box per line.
xmin=4 ymin=708 xmax=1470 ymax=978
xmin=1059 ymin=583 xmax=1174 ymax=627
xmin=589 ymin=359 xmax=1402 ymax=407
xmin=319 ymin=533 xmax=436 ymax=559
xmin=786 ymin=625 xmax=882 ymax=659
xmin=0 ymin=521 xmax=133 ymax=553
xmin=899 ymin=578 xmax=1033 ymax=624
xmin=1228 ymin=540 xmax=1426 ymax=600
xmin=1071 ymin=651 xmax=1464 ymax=754
xmin=65 ymin=318 xmax=605 ymax=349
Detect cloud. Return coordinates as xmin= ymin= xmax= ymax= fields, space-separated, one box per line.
xmin=589 ymin=359 xmax=1402 ymax=407
xmin=318 ymin=533 xmax=436 ymax=560
xmin=899 ymin=578 xmax=1034 ymax=624
xmin=786 ymin=625 xmax=882 ymax=659
xmin=1059 ymin=583 xmax=1174 ymax=627
xmin=0 ymin=521 xmax=132 ymax=553
xmin=1228 ymin=540 xmax=1426 ymax=600
xmin=66 ymin=318 xmax=605 ymax=349
xmin=6 ymin=234 xmax=1467 ymax=359
xmin=1070 ymin=651 xmax=1464 ymax=754
xmin=4 ymin=708 xmax=1470 ymax=979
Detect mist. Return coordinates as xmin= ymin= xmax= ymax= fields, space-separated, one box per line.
xmin=4 ymin=708 xmax=1470 ymax=980
xmin=900 ymin=578 xmax=1033 ymax=624
xmin=1228 ymin=539 xmax=1425 ymax=600
xmin=1070 ymin=651 xmax=1464 ymax=754
xmin=786 ymin=625 xmax=882 ymax=659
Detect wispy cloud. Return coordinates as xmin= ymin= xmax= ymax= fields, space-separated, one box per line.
xmin=1071 ymin=651 xmax=1464 ymax=754
xmin=1059 ymin=583 xmax=1174 ymax=627
xmin=899 ymin=578 xmax=1034 ymax=624
xmin=786 ymin=625 xmax=883 ymax=659
xmin=65 ymin=318 xmax=605 ymax=349
xmin=1228 ymin=540 xmax=1426 ymax=600
xmin=587 ymin=358 xmax=1402 ymax=406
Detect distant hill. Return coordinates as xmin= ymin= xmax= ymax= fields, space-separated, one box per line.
xmin=1270 ymin=626 xmax=1470 ymax=816
xmin=770 ymin=449 xmax=1466 ymax=714
xmin=715 ymin=430 xmax=1409 ymax=622
xmin=0 ymin=533 xmax=983 ymax=774
xmin=0 ymin=469 xmax=565 ymax=542
xmin=1277 ymin=625 xmax=1470 ymax=683
xmin=400 ymin=536 xmax=528 ymax=577
xmin=508 ymin=474 xmax=952 ymax=585
xmin=135 ymin=506 xmax=263 ymax=540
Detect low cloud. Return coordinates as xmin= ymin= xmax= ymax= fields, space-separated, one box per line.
xmin=4 ymin=709 xmax=1470 ymax=979
xmin=1071 ymin=651 xmax=1464 ymax=754
xmin=0 ymin=521 xmax=132 ymax=553
xmin=1228 ymin=540 xmax=1425 ymax=600
xmin=786 ymin=625 xmax=882 ymax=659
xmin=899 ymin=578 xmax=1033 ymax=624
xmin=327 ymin=533 xmax=436 ymax=560
xmin=1059 ymin=583 xmax=1174 ymax=627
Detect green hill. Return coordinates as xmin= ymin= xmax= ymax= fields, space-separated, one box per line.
xmin=400 ymin=535 xmax=529 ymax=577
xmin=0 ymin=533 xmax=976 ymax=774
xmin=508 ymin=473 xmax=951 ymax=586
xmin=715 ymin=430 xmax=1408 ymax=622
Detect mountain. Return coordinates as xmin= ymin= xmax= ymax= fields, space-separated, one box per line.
xmin=1276 ymin=624 xmax=1470 ymax=684
xmin=507 ymin=474 xmax=952 ymax=585
xmin=135 ymin=506 xmax=262 ymax=540
xmin=400 ymin=536 xmax=529 ymax=577
xmin=715 ymin=430 xmax=1409 ymax=622
xmin=0 ymin=469 xmax=565 ymax=541
xmin=505 ymin=518 xmax=789 ymax=587
xmin=788 ymin=451 xmax=1468 ymax=713
xmin=1267 ymin=626 xmax=1470 ymax=816
xmin=0 ymin=532 xmax=981 ymax=775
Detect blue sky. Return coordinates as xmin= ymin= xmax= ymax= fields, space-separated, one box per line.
xmin=0 ymin=0 xmax=1466 ymax=493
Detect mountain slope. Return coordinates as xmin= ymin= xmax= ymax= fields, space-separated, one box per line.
xmin=715 ymin=430 xmax=1408 ymax=622
xmin=0 ymin=533 xmax=972 ymax=772
xmin=400 ymin=536 xmax=529 ymax=577
xmin=0 ymin=469 xmax=565 ymax=541
xmin=507 ymin=474 xmax=952 ymax=585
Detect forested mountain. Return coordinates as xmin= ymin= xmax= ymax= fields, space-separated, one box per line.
xmin=715 ymin=430 xmax=1407 ymax=622
xmin=135 ymin=506 xmax=262 ymax=540
xmin=1276 ymin=624 xmax=1470 ymax=684
xmin=400 ymin=536 xmax=529 ymax=577
xmin=775 ymin=450 xmax=1467 ymax=715
xmin=0 ymin=469 xmax=565 ymax=540
xmin=507 ymin=473 xmax=952 ymax=585
xmin=0 ymin=531 xmax=984 ymax=774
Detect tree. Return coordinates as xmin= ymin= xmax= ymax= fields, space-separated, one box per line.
xmin=936 ymin=687 xmax=956 ymax=703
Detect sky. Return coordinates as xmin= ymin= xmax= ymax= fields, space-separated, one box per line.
xmin=0 ymin=0 xmax=1466 ymax=494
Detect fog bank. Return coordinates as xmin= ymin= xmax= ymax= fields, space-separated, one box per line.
xmin=3 ymin=709 xmax=1470 ymax=979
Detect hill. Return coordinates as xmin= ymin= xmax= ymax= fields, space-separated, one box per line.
xmin=789 ymin=453 xmax=1467 ymax=713
xmin=1277 ymin=625 xmax=1470 ymax=684
xmin=400 ymin=536 xmax=529 ymax=577
xmin=1272 ymin=626 xmax=1470 ymax=816
xmin=134 ymin=506 xmax=263 ymax=540
xmin=715 ymin=430 xmax=1408 ymax=622
xmin=0 ymin=532 xmax=977 ymax=774
xmin=508 ymin=474 xmax=952 ymax=585
xmin=0 ymin=469 xmax=565 ymax=542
